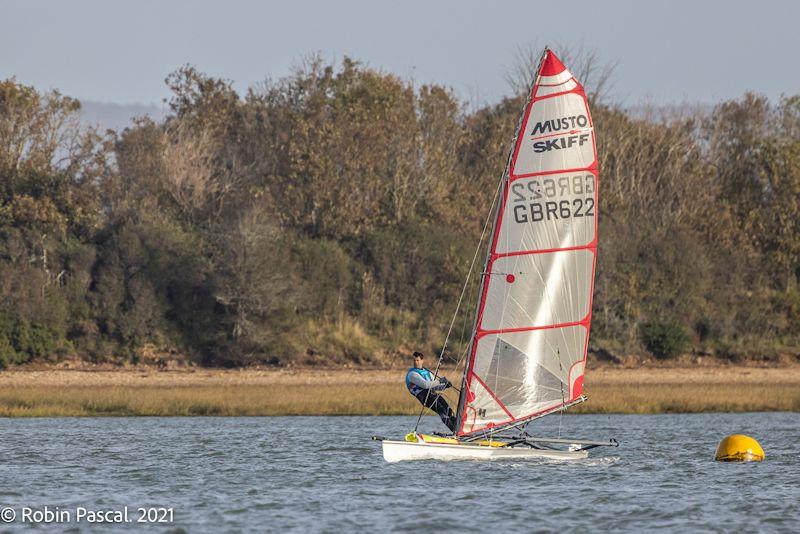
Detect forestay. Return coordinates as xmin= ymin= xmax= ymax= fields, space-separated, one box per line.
xmin=455 ymin=50 xmax=599 ymax=437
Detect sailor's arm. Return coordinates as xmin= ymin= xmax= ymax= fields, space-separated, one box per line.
xmin=408 ymin=371 xmax=446 ymax=391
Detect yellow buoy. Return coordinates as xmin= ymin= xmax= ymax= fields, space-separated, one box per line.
xmin=715 ymin=434 xmax=765 ymax=462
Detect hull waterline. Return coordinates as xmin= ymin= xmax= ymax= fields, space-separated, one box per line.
xmin=381 ymin=439 xmax=589 ymax=462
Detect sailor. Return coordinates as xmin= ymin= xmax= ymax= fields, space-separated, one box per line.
xmin=405 ymin=351 xmax=456 ymax=431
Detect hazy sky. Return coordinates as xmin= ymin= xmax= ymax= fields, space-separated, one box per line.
xmin=1 ymin=0 xmax=798 ymax=106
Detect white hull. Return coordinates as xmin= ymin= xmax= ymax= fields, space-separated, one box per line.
xmin=382 ymin=439 xmax=589 ymax=462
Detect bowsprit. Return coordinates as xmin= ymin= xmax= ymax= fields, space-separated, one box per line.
xmin=532 ymin=133 xmax=590 ymax=153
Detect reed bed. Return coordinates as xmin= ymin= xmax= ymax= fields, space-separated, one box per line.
xmin=574 ymin=383 xmax=800 ymax=413
xmin=0 ymin=385 xmax=419 ymax=417
xmin=0 ymin=380 xmax=797 ymax=417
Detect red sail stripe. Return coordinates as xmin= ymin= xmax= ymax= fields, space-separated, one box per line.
xmin=470 ymin=373 xmax=514 ymax=419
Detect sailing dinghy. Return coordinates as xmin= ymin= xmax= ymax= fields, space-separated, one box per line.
xmin=376 ymin=49 xmax=617 ymax=462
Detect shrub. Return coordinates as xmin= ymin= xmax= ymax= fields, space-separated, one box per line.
xmin=641 ymin=321 xmax=689 ymax=359
xmin=0 ymin=313 xmax=64 ymax=363
xmin=16 ymin=322 xmax=60 ymax=359
xmin=298 ymin=317 xmax=382 ymax=365
xmin=0 ymin=335 xmax=15 ymax=369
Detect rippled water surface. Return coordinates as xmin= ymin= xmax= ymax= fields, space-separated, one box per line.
xmin=0 ymin=413 xmax=798 ymax=532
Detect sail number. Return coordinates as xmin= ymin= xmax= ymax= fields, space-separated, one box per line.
xmin=510 ymin=174 xmax=595 ymax=223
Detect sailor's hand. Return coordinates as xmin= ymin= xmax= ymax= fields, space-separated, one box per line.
xmin=440 ymin=378 xmax=453 ymax=388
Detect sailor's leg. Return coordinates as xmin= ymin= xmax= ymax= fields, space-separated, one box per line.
xmin=414 ymin=389 xmax=436 ymax=411
xmin=414 ymin=390 xmax=456 ymax=431
xmin=421 ymin=393 xmax=455 ymax=432
xmin=431 ymin=396 xmax=456 ymax=431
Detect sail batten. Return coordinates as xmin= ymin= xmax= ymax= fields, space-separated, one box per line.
xmin=455 ymin=50 xmax=599 ymax=437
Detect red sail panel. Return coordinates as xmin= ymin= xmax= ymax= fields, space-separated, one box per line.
xmin=457 ymin=50 xmax=598 ymax=437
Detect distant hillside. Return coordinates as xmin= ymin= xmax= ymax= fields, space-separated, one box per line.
xmin=80 ymin=101 xmax=166 ymax=132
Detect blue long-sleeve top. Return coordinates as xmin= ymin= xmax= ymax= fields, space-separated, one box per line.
xmin=405 ymin=367 xmax=447 ymax=396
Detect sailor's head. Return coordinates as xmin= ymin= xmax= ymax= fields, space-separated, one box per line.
xmin=413 ymin=351 xmax=424 ymax=367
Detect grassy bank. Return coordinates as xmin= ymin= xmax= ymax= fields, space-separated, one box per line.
xmin=0 ymin=385 xmax=416 ymax=417
xmin=0 ymin=367 xmax=798 ymax=416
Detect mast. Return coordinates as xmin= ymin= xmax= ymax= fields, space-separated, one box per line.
xmin=454 ymin=49 xmax=548 ymax=433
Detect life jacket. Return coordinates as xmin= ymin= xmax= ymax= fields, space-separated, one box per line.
xmin=405 ymin=367 xmax=433 ymax=396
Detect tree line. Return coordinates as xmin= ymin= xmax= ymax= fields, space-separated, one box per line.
xmin=1 ymin=56 xmax=798 ymax=368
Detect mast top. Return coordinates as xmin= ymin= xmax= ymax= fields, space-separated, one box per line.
xmin=540 ymin=50 xmax=567 ymax=76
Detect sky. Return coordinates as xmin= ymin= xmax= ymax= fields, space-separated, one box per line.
xmin=1 ymin=0 xmax=798 ymax=107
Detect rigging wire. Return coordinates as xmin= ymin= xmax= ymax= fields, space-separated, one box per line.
xmin=452 ymin=256 xmax=480 ymax=371
xmin=456 ymin=271 xmax=476 ymax=359
xmin=412 ymin=174 xmax=506 ymax=434
xmin=556 ymin=348 xmax=566 ymax=439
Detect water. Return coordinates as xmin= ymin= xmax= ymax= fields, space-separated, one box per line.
xmin=0 ymin=413 xmax=797 ymax=532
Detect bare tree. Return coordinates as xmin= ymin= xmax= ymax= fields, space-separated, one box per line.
xmin=503 ymin=42 xmax=618 ymax=103
xmin=161 ymin=121 xmax=221 ymax=216
xmin=212 ymin=207 xmax=295 ymax=347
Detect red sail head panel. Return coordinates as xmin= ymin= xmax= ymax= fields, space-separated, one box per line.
xmin=540 ymin=51 xmax=567 ymax=76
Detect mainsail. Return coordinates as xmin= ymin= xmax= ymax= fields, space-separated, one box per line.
xmin=455 ymin=50 xmax=598 ymax=437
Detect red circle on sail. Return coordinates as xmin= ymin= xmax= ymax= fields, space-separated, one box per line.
xmin=506 ymin=274 xmax=515 ymax=283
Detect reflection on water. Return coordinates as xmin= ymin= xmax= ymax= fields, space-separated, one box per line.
xmin=0 ymin=413 xmax=797 ymax=531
